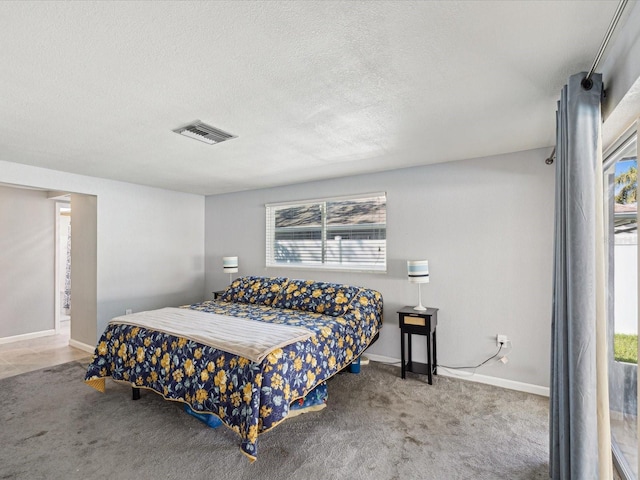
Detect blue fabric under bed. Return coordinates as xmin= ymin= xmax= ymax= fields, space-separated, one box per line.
xmin=289 ymin=381 xmax=328 ymax=413
xmin=84 ymin=289 xmax=381 ymax=460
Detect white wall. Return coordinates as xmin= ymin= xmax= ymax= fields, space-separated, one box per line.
xmin=601 ymin=1 xmax=640 ymax=147
xmin=205 ymin=147 xmax=555 ymax=388
xmin=601 ymin=1 xmax=640 ymax=122
xmin=0 ymin=160 xmax=206 ymax=345
xmin=70 ymin=193 xmax=98 ymax=346
xmin=0 ymin=185 xmax=55 ymax=337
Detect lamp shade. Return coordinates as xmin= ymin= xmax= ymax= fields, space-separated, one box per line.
xmin=223 ymin=256 xmax=239 ymax=273
xmin=407 ymin=260 xmax=429 ymax=283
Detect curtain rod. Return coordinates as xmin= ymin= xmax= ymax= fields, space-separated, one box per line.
xmin=546 ymin=0 xmax=629 ymax=164
xmin=582 ymin=0 xmax=629 ymax=90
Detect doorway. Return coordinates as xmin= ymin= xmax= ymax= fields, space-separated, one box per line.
xmin=54 ymin=200 xmax=71 ymax=338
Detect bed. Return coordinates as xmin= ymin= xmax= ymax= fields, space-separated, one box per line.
xmin=84 ymin=276 xmax=383 ymax=460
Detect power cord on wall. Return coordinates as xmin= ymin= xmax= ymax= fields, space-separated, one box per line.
xmin=437 ymin=342 xmax=506 ymax=373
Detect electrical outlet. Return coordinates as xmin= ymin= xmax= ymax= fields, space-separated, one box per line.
xmin=497 ymin=334 xmax=508 ymax=346
xmin=125 ymin=309 xmax=133 ymax=315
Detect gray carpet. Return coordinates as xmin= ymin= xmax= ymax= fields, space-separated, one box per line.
xmin=0 ymin=360 xmax=549 ymax=480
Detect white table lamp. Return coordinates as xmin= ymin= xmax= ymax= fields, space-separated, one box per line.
xmin=223 ymin=256 xmax=238 ymax=284
xmin=407 ymin=260 xmax=429 ymax=311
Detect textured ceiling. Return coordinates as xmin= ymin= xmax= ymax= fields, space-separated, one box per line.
xmin=0 ymin=1 xmax=624 ymax=195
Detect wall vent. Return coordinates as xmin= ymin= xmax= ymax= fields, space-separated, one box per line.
xmin=173 ymin=121 xmax=236 ymax=145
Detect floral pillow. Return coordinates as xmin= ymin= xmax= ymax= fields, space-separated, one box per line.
xmin=272 ymin=279 xmax=361 ymax=316
xmin=218 ymin=276 xmax=288 ymax=306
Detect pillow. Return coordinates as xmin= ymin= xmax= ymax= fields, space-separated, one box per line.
xmin=218 ymin=276 xmax=288 ymax=306
xmin=272 ymin=279 xmax=361 ymax=316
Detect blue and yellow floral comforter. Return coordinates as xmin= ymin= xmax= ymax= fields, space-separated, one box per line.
xmin=84 ymin=288 xmax=382 ymax=461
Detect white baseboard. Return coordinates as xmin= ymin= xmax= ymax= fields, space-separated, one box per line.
xmin=437 ymin=369 xmax=550 ymax=397
xmin=0 ymin=329 xmax=56 ymax=344
xmin=365 ymin=353 xmax=401 ymax=365
xmin=68 ymin=339 xmax=95 ymax=354
xmin=365 ymin=353 xmax=549 ymax=397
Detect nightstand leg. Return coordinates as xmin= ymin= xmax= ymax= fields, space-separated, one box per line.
xmin=400 ymin=330 xmax=406 ymax=379
xmin=433 ymin=330 xmax=438 ymax=376
xmin=426 ymin=333 xmax=432 ymax=385
xmin=407 ymin=334 xmax=413 ymax=372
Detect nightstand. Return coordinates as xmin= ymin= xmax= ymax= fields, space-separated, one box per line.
xmin=398 ymin=306 xmax=439 ymax=384
xmin=212 ymin=290 xmax=225 ymax=300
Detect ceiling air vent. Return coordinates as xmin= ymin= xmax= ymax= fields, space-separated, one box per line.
xmin=173 ymin=121 xmax=236 ymax=145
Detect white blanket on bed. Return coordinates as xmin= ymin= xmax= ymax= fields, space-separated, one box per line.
xmin=109 ymin=307 xmax=314 ymax=363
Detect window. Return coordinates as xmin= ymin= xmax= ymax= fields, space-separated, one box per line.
xmin=604 ymin=129 xmax=638 ymax=480
xmin=266 ymin=192 xmax=386 ymax=272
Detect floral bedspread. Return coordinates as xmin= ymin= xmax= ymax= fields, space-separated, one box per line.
xmin=84 ymin=289 xmax=382 ymax=460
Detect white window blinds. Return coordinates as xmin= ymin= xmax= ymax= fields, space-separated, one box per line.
xmin=266 ymin=192 xmax=387 ymax=272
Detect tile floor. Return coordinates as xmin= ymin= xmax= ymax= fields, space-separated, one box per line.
xmin=0 ymin=321 xmax=91 ymax=380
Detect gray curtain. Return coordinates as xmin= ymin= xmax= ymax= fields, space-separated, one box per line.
xmin=550 ymin=72 xmax=611 ymax=479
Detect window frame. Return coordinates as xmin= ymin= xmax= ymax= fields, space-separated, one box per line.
xmin=603 ymin=123 xmax=638 ymax=480
xmin=265 ymin=192 xmax=387 ymax=273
